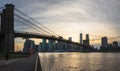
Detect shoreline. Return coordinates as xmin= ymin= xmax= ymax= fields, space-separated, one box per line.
xmin=39 ymin=51 xmax=120 ymax=53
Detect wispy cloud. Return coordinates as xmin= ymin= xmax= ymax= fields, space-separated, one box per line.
xmin=1 ymin=0 xmax=120 ymax=44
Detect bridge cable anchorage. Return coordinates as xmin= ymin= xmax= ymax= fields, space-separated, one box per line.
xmin=14 ymin=8 xmax=60 ymax=37
xmin=14 ymin=14 xmax=53 ymax=35
xmin=14 ymin=18 xmax=47 ymax=35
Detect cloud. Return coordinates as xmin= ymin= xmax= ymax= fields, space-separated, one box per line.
xmin=1 ymin=0 xmax=120 ymax=43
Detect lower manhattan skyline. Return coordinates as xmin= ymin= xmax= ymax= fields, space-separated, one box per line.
xmin=0 ymin=0 xmax=120 ymax=51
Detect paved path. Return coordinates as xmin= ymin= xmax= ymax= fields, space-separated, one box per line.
xmin=0 ymin=54 xmax=37 ymax=71
xmin=0 ymin=58 xmax=21 ymax=66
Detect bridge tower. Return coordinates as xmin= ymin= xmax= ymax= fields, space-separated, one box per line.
xmin=0 ymin=4 xmax=14 ymax=53
xmin=0 ymin=10 xmax=6 ymax=53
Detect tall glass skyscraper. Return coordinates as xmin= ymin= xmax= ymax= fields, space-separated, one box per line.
xmin=86 ymin=34 xmax=89 ymax=46
xmin=80 ymin=33 xmax=83 ymax=44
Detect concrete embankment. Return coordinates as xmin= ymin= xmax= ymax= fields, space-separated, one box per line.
xmin=0 ymin=53 xmax=42 ymax=71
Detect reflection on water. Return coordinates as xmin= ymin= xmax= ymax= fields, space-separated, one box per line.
xmin=39 ymin=52 xmax=120 ymax=71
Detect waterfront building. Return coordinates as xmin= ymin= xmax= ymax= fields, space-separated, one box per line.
xmin=23 ymin=39 xmax=31 ymax=53
xmin=101 ymin=37 xmax=108 ymax=47
xmin=83 ymin=40 xmax=87 ymax=46
xmin=35 ymin=45 xmax=38 ymax=52
xmin=83 ymin=34 xmax=89 ymax=46
xmin=64 ymin=42 xmax=68 ymax=50
xmin=80 ymin=33 xmax=83 ymax=44
xmin=42 ymin=38 xmax=47 ymax=51
xmin=48 ymin=40 xmax=55 ymax=51
xmin=57 ymin=36 xmax=64 ymax=50
xmin=69 ymin=37 xmax=72 ymax=41
xmin=38 ymin=42 xmax=42 ymax=52
xmin=113 ymin=41 xmax=118 ymax=47
xmin=48 ymin=40 xmax=52 ymax=51
xmin=54 ymin=41 xmax=57 ymax=49
xmin=23 ymin=39 xmax=36 ymax=53
xmin=30 ymin=40 xmax=36 ymax=51
xmin=108 ymin=44 xmax=112 ymax=48
xmin=86 ymin=34 xmax=89 ymax=46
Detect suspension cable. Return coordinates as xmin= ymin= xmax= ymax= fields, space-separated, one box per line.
xmin=14 ymin=18 xmax=47 ymax=34
xmin=14 ymin=14 xmax=53 ymax=35
xmin=15 ymin=8 xmax=60 ymax=36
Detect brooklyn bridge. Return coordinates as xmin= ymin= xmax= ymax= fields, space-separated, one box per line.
xmin=0 ymin=4 xmax=83 ymax=53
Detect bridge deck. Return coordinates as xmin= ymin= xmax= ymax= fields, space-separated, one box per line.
xmin=15 ymin=32 xmax=81 ymax=45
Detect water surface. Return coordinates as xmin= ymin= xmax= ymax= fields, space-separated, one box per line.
xmin=39 ymin=52 xmax=120 ymax=71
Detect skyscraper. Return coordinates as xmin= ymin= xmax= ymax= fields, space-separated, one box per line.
xmin=69 ymin=37 xmax=72 ymax=41
xmin=86 ymin=34 xmax=89 ymax=46
xmin=83 ymin=34 xmax=90 ymax=46
xmin=23 ymin=39 xmax=35 ymax=53
xmin=23 ymin=39 xmax=31 ymax=53
xmin=80 ymin=33 xmax=83 ymax=44
xmin=86 ymin=34 xmax=89 ymax=40
xmin=113 ymin=41 xmax=118 ymax=47
xmin=101 ymin=37 xmax=108 ymax=47
xmin=42 ymin=38 xmax=47 ymax=51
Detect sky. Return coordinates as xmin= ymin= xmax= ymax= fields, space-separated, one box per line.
xmin=0 ymin=0 xmax=120 ymax=50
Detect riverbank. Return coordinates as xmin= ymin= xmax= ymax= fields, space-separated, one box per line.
xmin=39 ymin=51 xmax=120 ymax=53
xmin=0 ymin=53 xmax=29 ymax=60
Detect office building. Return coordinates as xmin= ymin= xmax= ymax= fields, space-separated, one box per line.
xmin=23 ymin=39 xmax=35 ymax=53
xmin=83 ymin=34 xmax=90 ymax=46
xmin=101 ymin=37 xmax=108 ymax=47
xmin=113 ymin=41 xmax=118 ymax=47
xmin=35 ymin=45 xmax=38 ymax=52
xmin=83 ymin=40 xmax=87 ymax=46
xmin=38 ymin=42 xmax=42 ymax=52
xmin=48 ymin=40 xmax=55 ymax=51
xmin=80 ymin=33 xmax=83 ymax=44
xmin=23 ymin=39 xmax=31 ymax=53
xmin=42 ymin=38 xmax=47 ymax=51
xmin=30 ymin=40 xmax=36 ymax=50
xmin=86 ymin=34 xmax=89 ymax=46
xmin=69 ymin=37 xmax=72 ymax=41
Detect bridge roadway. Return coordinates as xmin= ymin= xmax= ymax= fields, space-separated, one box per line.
xmin=15 ymin=31 xmax=81 ymax=45
xmin=0 ymin=31 xmax=81 ymax=46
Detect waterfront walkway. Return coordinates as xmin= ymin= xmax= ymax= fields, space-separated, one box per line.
xmin=0 ymin=54 xmax=38 ymax=71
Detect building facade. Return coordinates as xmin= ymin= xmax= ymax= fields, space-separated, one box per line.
xmin=113 ymin=41 xmax=118 ymax=47
xmin=101 ymin=37 xmax=108 ymax=47
xmin=80 ymin=33 xmax=83 ymax=44
xmin=23 ymin=39 xmax=36 ymax=53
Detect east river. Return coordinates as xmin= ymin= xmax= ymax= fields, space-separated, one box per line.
xmin=38 ymin=52 xmax=120 ymax=71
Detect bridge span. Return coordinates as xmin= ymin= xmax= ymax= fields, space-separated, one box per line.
xmin=0 ymin=4 xmax=82 ymax=54
xmin=15 ymin=31 xmax=80 ymax=45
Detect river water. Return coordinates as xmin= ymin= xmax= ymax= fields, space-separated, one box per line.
xmin=39 ymin=52 xmax=120 ymax=71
